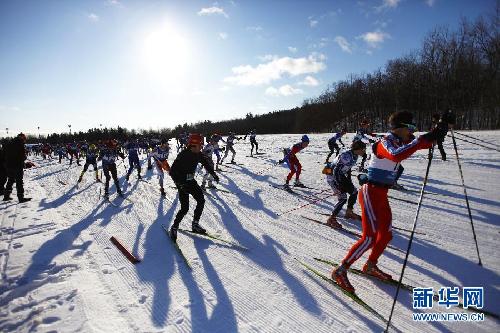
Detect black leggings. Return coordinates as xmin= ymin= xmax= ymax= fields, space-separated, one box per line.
xmin=250 ymin=138 xmax=258 ymax=154
xmin=326 ymin=141 xmax=340 ymax=161
xmin=173 ymin=181 xmax=205 ymax=227
xmin=103 ymin=164 xmax=120 ymax=194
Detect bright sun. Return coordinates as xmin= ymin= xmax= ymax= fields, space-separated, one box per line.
xmin=142 ymin=22 xmax=190 ymax=87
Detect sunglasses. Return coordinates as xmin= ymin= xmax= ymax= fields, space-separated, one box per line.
xmin=401 ymin=123 xmax=418 ymax=132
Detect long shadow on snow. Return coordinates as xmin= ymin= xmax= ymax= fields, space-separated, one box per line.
xmin=206 ymin=192 xmax=322 ymax=316
xmin=37 ymin=183 xmax=93 ymax=211
xmin=0 ymin=199 xmax=125 ymax=305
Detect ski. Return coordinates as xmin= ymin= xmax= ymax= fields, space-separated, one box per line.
xmin=179 ymin=229 xmax=249 ymax=251
xmin=270 ymin=183 xmax=297 ymax=194
xmin=318 ymin=213 xmax=427 ymax=235
xmin=203 ymin=186 xmax=233 ymax=194
xmin=294 ymin=258 xmax=397 ymax=330
xmin=313 ymin=257 xmax=499 ymax=319
xmin=161 ymin=224 xmax=192 ymax=270
xmin=301 ymin=215 xmax=404 ymax=253
xmin=105 ymin=197 xmax=119 ymax=207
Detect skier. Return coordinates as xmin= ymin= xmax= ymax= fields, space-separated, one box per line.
xmin=210 ymin=133 xmax=225 ymax=170
xmin=323 ymin=140 xmax=366 ymax=229
xmin=55 ymin=145 xmax=67 ymax=163
xmin=168 ymin=133 xmax=219 ymax=241
xmin=331 ymin=111 xmax=450 ymax=293
xmin=200 ymin=137 xmax=218 ymax=190
xmin=220 ymin=132 xmax=241 ymax=164
xmin=245 ymin=129 xmax=259 ymax=156
xmin=432 ymin=114 xmax=447 ymax=161
xmin=67 ymin=141 xmax=80 ymax=166
xmin=99 ymin=139 xmax=125 ymax=198
xmin=125 ymin=139 xmax=142 ymax=182
xmin=0 ymin=143 xmax=6 ymax=196
xmin=278 ymin=148 xmax=291 ymax=166
xmin=326 ymin=128 xmax=347 ymax=162
xmin=3 ymin=133 xmax=31 ymax=202
xmin=284 ymin=135 xmax=309 ymax=189
xmin=149 ymin=139 xmax=170 ymax=196
xmin=77 ymin=144 xmax=100 ymax=183
xmin=352 ymin=120 xmax=377 ymax=172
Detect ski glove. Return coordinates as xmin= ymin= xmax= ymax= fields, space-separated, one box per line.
xmin=422 ymin=122 xmax=448 ymax=142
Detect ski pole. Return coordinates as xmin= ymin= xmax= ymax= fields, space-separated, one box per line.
xmin=385 ymin=146 xmax=435 ymax=332
xmin=450 ymin=129 xmax=482 ymax=266
xmin=277 ymin=192 xmax=334 ymax=216
xmin=455 ymin=131 xmax=500 ymax=149
xmin=447 ymin=134 xmax=500 ymax=153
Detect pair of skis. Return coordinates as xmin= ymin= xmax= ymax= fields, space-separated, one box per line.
xmin=160 ymin=224 xmax=248 ymax=269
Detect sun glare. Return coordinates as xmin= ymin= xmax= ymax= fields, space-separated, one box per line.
xmin=142 ymin=22 xmax=190 ymax=88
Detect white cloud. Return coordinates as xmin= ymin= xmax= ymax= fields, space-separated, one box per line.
xmin=298 ymin=75 xmax=320 ymax=86
xmin=265 ymin=85 xmax=303 ymax=97
xmin=88 ymin=13 xmax=99 ymax=22
xmin=257 ymin=54 xmax=276 ymax=62
xmin=357 ymin=30 xmax=390 ymax=48
xmin=106 ymin=0 xmax=122 ymax=7
xmin=224 ymin=53 xmax=326 ymax=86
xmin=246 ymin=26 xmax=263 ymax=32
xmin=219 ymin=32 xmax=228 ymax=40
xmin=310 ymin=19 xmax=318 ymax=28
xmin=197 ymin=6 xmax=228 ymax=18
xmin=425 ymin=0 xmax=436 ymax=7
xmin=376 ymin=0 xmax=401 ymax=12
xmin=334 ymin=36 xmax=353 ymax=53
xmin=288 ymin=46 xmax=298 ymax=53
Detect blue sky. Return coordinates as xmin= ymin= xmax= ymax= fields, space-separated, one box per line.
xmin=0 ymin=0 xmax=495 ymax=136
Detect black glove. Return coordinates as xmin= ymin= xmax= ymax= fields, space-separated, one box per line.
xmin=213 ymin=174 xmax=220 ymax=183
xmin=422 ymin=122 xmax=448 ymax=142
xmin=357 ymin=173 xmax=368 ymax=186
xmin=175 ymin=182 xmax=186 ymax=191
xmin=369 ymin=139 xmax=376 ymax=144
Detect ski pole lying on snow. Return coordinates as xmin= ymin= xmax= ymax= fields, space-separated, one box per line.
xmin=386 ymin=146 xmax=435 ymax=332
xmin=455 ymin=131 xmax=500 ymax=149
xmin=450 ymin=129 xmax=482 ymax=266
xmin=277 ymin=192 xmax=334 ymax=216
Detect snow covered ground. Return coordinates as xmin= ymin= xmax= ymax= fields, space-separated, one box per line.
xmin=1 ymin=131 xmax=499 ymax=333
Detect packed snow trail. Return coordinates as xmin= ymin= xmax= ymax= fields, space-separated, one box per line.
xmin=1 ymin=132 xmax=499 ymax=332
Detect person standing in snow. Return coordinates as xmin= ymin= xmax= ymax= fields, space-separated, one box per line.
xmin=99 ymin=139 xmax=125 ymax=198
xmin=221 ymin=132 xmax=241 ymax=164
xmin=3 ymin=133 xmax=31 ymax=202
xmin=326 ymin=128 xmax=347 ymax=163
xmin=200 ymin=137 xmax=218 ymax=190
xmin=148 ymin=139 xmax=171 ymax=196
xmin=125 ymin=139 xmax=142 ymax=182
xmin=432 ymin=114 xmax=447 ymax=161
xmin=77 ymin=144 xmax=100 ymax=183
xmin=284 ymin=135 xmax=309 ymax=189
xmin=245 ymin=129 xmax=259 ymax=156
xmin=210 ymin=133 xmax=225 ymax=170
xmin=331 ymin=111 xmax=451 ymax=293
xmin=352 ymin=120 xmax=377 ymax=172
xmin=168 ymin=133 xmax=219 ymax=241
xmin=323 ymin=140 xmax=366 ymax=229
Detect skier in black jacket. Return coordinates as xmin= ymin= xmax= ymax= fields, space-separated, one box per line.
xmin=168 ymin=133 xmax=219 ymax=241
xmin=3 ymin=133 xmax=31 ymax=202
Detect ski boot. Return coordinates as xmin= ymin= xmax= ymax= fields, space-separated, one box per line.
xmin=77 ymin=176 xmax=83 ymax=183
xmin=160 ymin=187 xmax=166 ymax=197
xmin=344 ymin=209 xmax=361 ymax=221
xmin=169 ymin=226 xmax=178 ymax=242
xmin=138 ymin=174 xmax=142 ymax=180
xmin=326 ymin=215 xmax=343 ymax=229
xmin=332 ymin=264 xmax=355 ymax=293
xmin=283 ymin=182 xmax=291 ymax=191
xmin=293 ymin=180 xmax=306 ymax=188
xmin=18 ymin=196 xmax=32 ymax=203
xmin=3 ymin=195 xmax=12 ymax=201
xmin=390 ymin=183 xmax=405 ymax=191
xmin=117 ymin=190 xmax=124 ymax=197
xmin=362 ymin=261 xmax=392 ymax=281
xmin=192 ymin=220 xmax=206 ymax=234
xmin=126 ymin=174 xmax=130 ymax=182
xmin=230 ymin=160 xmax=236 ymax=164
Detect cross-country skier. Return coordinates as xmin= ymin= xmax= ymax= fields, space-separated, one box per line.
xmin=353 ymin=120 xmax=377 ymax=172
xmin=99 ymin=139 xmax=125 ymax=198
xmin=67 ymin=141 xmax=80 ymax=166
xmin=210 ymin=133 xmax=225 ymax=170
xmin=55 ymin=145 xmax=67 ymax=164
xmin=77 ymin=144 xmax=100 ymax=183
xmin=326 ymin=128 xmax=347 ymax=163
xmin=3 ymin=133 xmax=31 ymax=202
xmin=168 ymin=133 xmax=219 ymax=241
xmin=200 ymin=137 xmax=218 ymax=190
xmin=125 ymin=139 xmax=142 ymax=182
xmin=245 ymin=129 xmax=259 ymax=156
xmin=149 ymin=139 xmax=170 ymax=196
xmin=220 ymin=132 xmax=241 ymax=164
xmin=331 ymin=111 xmax=450 ymax=293
xmin=278 ymin=148 xmax=291 ymax=166
xmin=284 ymin=135 xmax=310 ymax=189
xmin=323 ymin=140 xmax=366 ymax=229
xmin=432 ymin=114 xmax=447 ymax=161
